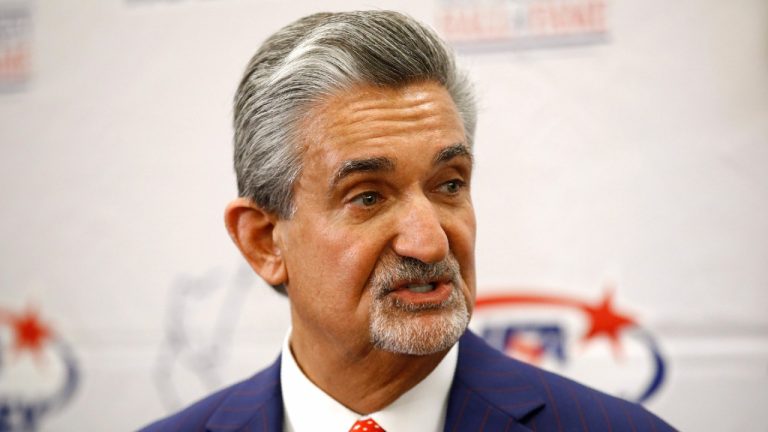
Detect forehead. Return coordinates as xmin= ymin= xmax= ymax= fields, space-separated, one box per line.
xmin=298 ymin=81 xmax=467 ymax=170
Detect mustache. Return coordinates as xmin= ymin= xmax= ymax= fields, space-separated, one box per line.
xmin=369 ymin=254 xmax=461 ymax=298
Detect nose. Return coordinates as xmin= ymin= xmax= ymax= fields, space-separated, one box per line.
xmin=391 ymin=195 xmax=449 ymax=264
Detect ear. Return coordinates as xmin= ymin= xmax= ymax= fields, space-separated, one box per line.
xmin=224 ymin=198 xmax=287 ymax=286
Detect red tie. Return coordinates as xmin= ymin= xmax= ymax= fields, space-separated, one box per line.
xmin=349 ymin=418 xmax=385 ymax=432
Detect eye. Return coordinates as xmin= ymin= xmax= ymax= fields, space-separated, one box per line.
xmin=437 ymin=179 xmax=465 ymax=195
xmin=350 ymin=191 xmax=381 ymax=207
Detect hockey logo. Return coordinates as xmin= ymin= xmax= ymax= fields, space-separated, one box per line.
xmin=0 ymin=305 xmax=79 ymax=432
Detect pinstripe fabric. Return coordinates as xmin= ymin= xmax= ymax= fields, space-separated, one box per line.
xmin=444 ymin=332 xmax=677 ymax=432
xmin=139 ymin=331 xmax=676 ymax=432
xmin=139 ymin=357 xmax=283 ymax=432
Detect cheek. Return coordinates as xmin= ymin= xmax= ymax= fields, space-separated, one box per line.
xmin=287 ymin=223 xmax=385 ymax=309
xmin=334 ymin=232 xmax=387 ymax=293
xmin=447 ymin=207 xmax=477 ymax=295
xmin=445 ymin=204 xmax=476 ymax=250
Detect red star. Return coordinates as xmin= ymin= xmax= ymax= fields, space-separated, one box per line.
xmin=0 ymin=306 xmax=54 ymax=360
xmin=580 ymin=290 xmax=636 ymax=356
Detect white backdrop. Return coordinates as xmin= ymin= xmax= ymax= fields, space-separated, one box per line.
xmin=1 ymin=0 xmax=766 ymax=431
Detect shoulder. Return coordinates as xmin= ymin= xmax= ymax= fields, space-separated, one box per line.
xmin=456 ymin=331 xmax=677 ymax=431
xmin=138 ymin=380 xmax=242 ymax=432
xmin=138 ymin=358 xmax=282 ymax=432
xmin=520 ymin=357 xmax=675 ymax=431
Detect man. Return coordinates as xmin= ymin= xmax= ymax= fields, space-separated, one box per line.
xmin=142 ymin=11 xmax=675 ymax=432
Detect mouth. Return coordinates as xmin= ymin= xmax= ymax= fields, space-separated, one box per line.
xmin=368 ymin=254 xmax=462 ymax=309
xmin=403 ymin=282 xmax=437 ymax=293
xmin=387 ymin=278 xmax=454 ymax=306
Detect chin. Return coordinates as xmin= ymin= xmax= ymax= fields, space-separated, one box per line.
xmin=369 ymin=303 xmax=470 ymax=356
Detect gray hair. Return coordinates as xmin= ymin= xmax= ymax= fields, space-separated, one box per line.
xmin=234 ymin=10 xmax=476 ymax=216
xmin=233 ymin=11 xmax=476 ymax=293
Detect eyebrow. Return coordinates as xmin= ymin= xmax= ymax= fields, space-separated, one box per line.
xmin=330 ymin=143 xmax=472 ymax=189
xmin=434 ymin=143 xmax=473 ymax=166
xmin=331 ymin=156 xmax=395 ymax=188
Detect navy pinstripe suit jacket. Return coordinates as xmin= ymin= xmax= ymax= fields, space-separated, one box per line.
xmin=140 ymin=331 xmax=676 ymax=431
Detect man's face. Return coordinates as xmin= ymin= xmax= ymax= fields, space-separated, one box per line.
xmin=275 ymin=80 xmax=476 ymax=357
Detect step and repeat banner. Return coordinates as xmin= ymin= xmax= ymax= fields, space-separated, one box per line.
xmin=1 ymin=0 xmax=766 ymax=430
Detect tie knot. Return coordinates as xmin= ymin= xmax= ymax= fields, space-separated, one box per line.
xmin=349 ymin=418 xmax=384 ymax=432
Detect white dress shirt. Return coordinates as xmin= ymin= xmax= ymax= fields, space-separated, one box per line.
xmin=281 ymin=329 xmax=459 ymax=432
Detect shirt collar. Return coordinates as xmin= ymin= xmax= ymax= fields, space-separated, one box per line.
xmin=281 ymin=328 xmax=459 ymax=432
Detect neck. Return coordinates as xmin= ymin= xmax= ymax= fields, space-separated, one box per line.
xmin=289 ymin=327 xmax=449 ymax=414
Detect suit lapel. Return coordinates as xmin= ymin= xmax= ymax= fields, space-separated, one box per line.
xmin=444 ymin=331 xmax=546 ymax=432
xmin=206 ymin=355 xmax=284 ymax=432
xmin=205 ymin=332 xmax=545 ymax=432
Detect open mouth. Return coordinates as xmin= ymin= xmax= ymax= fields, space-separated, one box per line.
xmin=386 ymin=279 xmax=454 ymax=306
xmin=405 ymin=282 xmax=437 ymax=293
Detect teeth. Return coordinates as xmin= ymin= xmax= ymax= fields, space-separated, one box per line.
xmin=407 ymin=283 xmax=435 ymax=293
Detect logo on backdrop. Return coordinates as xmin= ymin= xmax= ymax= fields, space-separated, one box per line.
xmin=437 ymin=0 xmax=609 ymax=51
xmin=473 ymin=286 xmax=666 ymax=403
xmin=0 ymin=1 xmax=32 ymax=92
xmin=0 ymin=305 xmax=79 ymax=432
xmin=154 ymin=265 xmax=256 ymax=410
